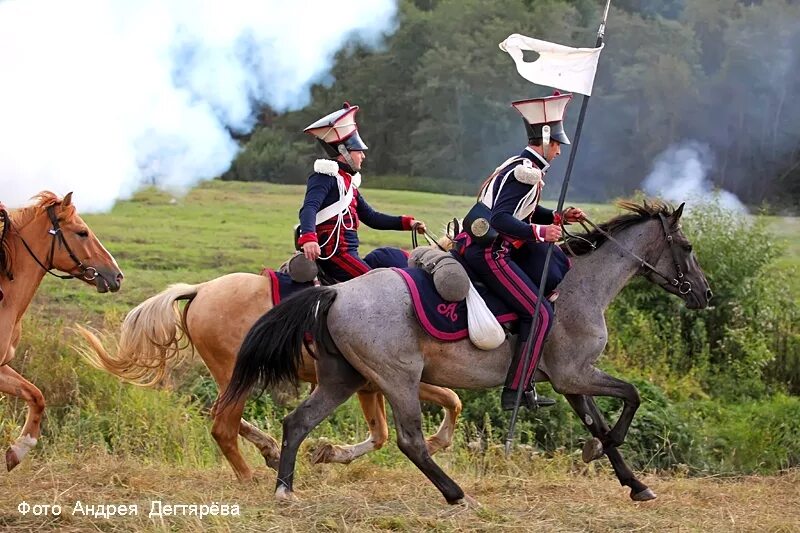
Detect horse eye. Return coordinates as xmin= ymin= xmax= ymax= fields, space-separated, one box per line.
xmin=684 ymin=244 xmax=693 ymax=252
xmin=77 ymin=230 xmax=89 ymax=238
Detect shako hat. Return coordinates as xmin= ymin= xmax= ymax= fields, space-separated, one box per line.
xmin=511 ymin=92 xmax=573 ymax=145
xmin=303 ymin=102 xmax=368 ymax=158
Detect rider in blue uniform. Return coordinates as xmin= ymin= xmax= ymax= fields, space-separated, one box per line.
xmin=461 ymin=93 xmax=586 ymax=410
xmin=297 ymin=103 xmax=426 ymax=283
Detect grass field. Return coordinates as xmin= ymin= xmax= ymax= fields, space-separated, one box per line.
xmin=2 ymin=180 xmax=798 ymax=531
xmin=1 ymin=453 xmax=798 ymax=532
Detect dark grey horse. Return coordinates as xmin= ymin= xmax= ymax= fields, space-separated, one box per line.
xmin=221 ymin=201 xmax=712 ymax=505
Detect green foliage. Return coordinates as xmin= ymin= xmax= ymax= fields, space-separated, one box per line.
xmin=606 ymin=203 xmax=799 ymax=398
xmin=229 ymin=0 xmax=800 ymax=207
xmin=4 ymin=316 xmax=218 ymax=466
xmin=224 ymin=128 xmax=314 ymax=184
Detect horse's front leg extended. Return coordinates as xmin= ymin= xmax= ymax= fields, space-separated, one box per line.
xmin=601 ymin=373 xmax=641 ymax=448
xmin=564 ymin=394 xmax=656 ymax=501
xmin=0 ymin=365 xmax=45 ymax=471
xmin=557 ymin=367 xmax=640 ymax=448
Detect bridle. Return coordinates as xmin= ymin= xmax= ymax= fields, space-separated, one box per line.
xmin=13 ymin=205 xmax=98 ymax=281
xmin=562 ymin=212 xmax=694 ymax=296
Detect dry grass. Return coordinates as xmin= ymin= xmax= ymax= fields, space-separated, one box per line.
xmin=0 ymin=450 xmax=797 ymax=532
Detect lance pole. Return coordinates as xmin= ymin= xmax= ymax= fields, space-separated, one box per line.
xmin=505 ymin=0 xmax=612 ymax=456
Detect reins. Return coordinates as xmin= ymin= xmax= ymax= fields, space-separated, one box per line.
xmin=411 ymin=223 xmax=448 ymax=252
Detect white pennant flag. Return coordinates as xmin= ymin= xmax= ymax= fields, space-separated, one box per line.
xmin=500 ymin=33 xmax=603 ymax=96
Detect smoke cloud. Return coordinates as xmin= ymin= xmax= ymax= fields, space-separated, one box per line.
xmin=0 ymin=0 xmax=397 ymax=211
xmin=642 ymin=141 xmax=748 ymax=214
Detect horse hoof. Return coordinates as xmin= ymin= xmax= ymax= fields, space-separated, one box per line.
xmin=274 ymin=485 xmax=299 ymax=503
xmin=582 ymin=438 xmax=604 ymax=463
xmin=458 ymin=494 xmax=483 ymax=509
xmin=426 ymin=437 xmax=449 ymax=456
xmin=311 ymin=443 xmax=336 ymax=465
xmin=5 ymin=448 xmax=19 ymax=472
xmin=311 ymin=443 xmax=353 ymax=465
xmin=452 ymin=494 xmax=482 ymax=508
xmin=631 ymin=487 xmax=657 ymax=501
xmin=263 ymin=454 xmax=279 ymax=471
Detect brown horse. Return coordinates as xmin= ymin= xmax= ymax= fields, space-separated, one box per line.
xmin=0 ymin=192 xmax=123 ymax=470
xmin=76 ymin=271 xmax=462 ymax=482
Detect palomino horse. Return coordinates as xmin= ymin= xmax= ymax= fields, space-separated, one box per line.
xmin=76 ymin=268 xmax=462 ymax=482
xmin=221 ymin=201 xmax=713 ymax=504
xmin=0 ymin=192 xmax=123 ymax=470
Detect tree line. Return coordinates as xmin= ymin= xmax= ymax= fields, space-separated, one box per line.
xmin=224 ymin=0 xmax=800 ymax=209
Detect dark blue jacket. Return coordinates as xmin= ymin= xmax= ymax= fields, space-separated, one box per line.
xmin=297 ymin=160 xmax=410 ymax=246
xmin=485 ymin=147 xmax=555 ymax=242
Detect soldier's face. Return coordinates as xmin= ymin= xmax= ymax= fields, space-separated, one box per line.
xmin=546 ymin=141 xmax=562 ymax=162
xmin=350 ymin=150 xmax=366 ymax=170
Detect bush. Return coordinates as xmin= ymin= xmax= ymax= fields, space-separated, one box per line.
xmin=223 ymin=128 xmax=314 ymax=184
xmin=605 ymin=203 xmax=799 ymax=399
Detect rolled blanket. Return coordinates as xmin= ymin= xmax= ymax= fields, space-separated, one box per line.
xmin=287 ymin=253 xmax=319 ymax=283
xmin=408 ymin=248 xmax=470 ymax=302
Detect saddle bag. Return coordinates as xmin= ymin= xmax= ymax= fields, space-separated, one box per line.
xmin=463 ymin=202 xmax=498 ymax=245
xmin=466 ymin=283 xmax=506 ymax=350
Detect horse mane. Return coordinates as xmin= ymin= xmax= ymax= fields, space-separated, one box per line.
xmin=0 ymin=191 xmax=76 ymax=279
xmin=561 ymin=199 xmax=675 ymax=256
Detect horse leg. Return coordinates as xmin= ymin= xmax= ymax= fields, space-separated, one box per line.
xmin=554 ymin=366 xmax=640 ymax=448
xmin=419 ymin=384 xmax=462 ymax=455
xmin=196 ymin=337 xmax=281 ymax=477
xmin=380 ymin=381 xmax=466 ymax=505
xmin=311 ymin=384 xmax=462 ymax=463
xmin=275 ymin=353 xmax=366 ymax=501
xmin=209 ymin=396 xmax=258 ymax=482
xmin=0 ymin=365 xmax=45 ymax=471
xmin=238 ymin=419 xmax=281 ymax=471
xmin=564 ymin=394 xmax=656 ymax=502
xmin=591 ymin=370 xmax=641 ymax=448
xmin=311 ymin=390 xmax=389 ymax=465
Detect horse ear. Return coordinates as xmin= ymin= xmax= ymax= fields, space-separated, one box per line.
xmin=62 ymin=192 xmax=73 ymax=208
xmin=671 ymin=202 xmax=685 ymax=224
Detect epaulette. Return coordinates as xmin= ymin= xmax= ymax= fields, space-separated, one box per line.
xmin=512 ymin=160 xmax=543 ymax=185
xmin=313 ymin=159 xmax=340 ymax=177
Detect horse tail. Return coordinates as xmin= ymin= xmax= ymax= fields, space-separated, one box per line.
xmin=75 ymin=282 xmax=202 ymax=386
xmin=219 ymin=286 xmax=338 ymax=409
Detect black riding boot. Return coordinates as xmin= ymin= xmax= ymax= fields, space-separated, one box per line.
xmin=501 ymin=336 xmax=556 ymax=410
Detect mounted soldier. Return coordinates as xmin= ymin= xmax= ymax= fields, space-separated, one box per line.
xmin=460 ymin=92 xmax=586 ymax=410
xmin=297 ymin=102 xmax=426 ymax=283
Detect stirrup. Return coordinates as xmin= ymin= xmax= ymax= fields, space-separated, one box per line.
xmin=501 ymin=386 xmax=556 ymax=410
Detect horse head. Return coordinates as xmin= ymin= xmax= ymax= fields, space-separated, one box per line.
xmin=562 ymin=200 xmax=712 ymax=310
xmin=637 ymin=201 xmax=712 ymax=309
xmin=14 ymin=191 xmax=124 ymax=293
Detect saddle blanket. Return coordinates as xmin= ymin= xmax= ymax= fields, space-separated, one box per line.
xmin=260 ymin=246 xmax=410 ymax=306
xmin=390 ymin=267 xmax=518 ymax=342
xmin=261 ymin=269 xmax=313 ymax=306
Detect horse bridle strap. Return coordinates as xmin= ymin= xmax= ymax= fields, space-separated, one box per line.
xmin=15 ymin=205 xmax=97 ymax=281
xmin=570 ymin=214 xmax=692 ymax=295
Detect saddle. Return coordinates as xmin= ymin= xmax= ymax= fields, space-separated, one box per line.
xmin=391 ymin=265 xmax=518 ymax=345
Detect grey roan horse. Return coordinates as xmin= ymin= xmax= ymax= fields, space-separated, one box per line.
xmin=221 ymin=201 xmax=712 ymax=504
